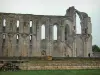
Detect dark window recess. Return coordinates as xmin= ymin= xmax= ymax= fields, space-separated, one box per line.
xmin=17 ymin=39 xmax=19 ymax=44
xmin=30 ymin=45 xmax=32 ymax=49
xmin=85 ymin=29 xmax=87 ymax=34
xmin=24 ymin=22 xmax=27 ymax=27
xmin=17 ymin=27 xmax=19 ymax=32
xmin=65 ymin=36 xmax=67 ymax=40
xmin=2 ymin=39 xmax=5 ymax=50
xmin=10 ymin=22 xmax=13 ymax=31
xmin=29 ymin=45 xmax=32 ymax=56
xmin=3 ymin=26 xmax=5 ymax=32
xmin=74 ymin=26 xmax=75 ymax=30
xmin=65 ymin=30 xmax=67 ymax=40
xmin=3 ymin=39 xmax=5 ymax=43
xmin=30 ymin=27 xmax=32 ymax=33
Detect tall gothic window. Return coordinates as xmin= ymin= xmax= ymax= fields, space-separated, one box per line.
xmin=30 ymin=35 xmax=32 ymax=44
xmin=3 ymin=19 xmax=6 ymax=32
xmin=17 ymin=20 xmax=19 ymax=32
xmin=3 ymin=19 xmax=6 ymax=27
xmin=16 ymin=34 xmax=19 ymax=44
xmin=41 ymin=24 xmax=45 ymax=39
xmin=53 ymin=25 xmax=57 ymax=40
xmin=30 ymin=21 xmax=32 ymax=33
xmin=76 ymin=14 xmax=81 ymax=34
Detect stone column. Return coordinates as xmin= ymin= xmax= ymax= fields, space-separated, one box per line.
xmin=72 ymin=39 xmax=76 ymax=57
xmin=3 ymin=34 xmax=8 ymax=56
xmin=0 ymin=16 xmax=3 ymax=56
xmin=23 ymin=20 xmax=30 ymax=34
xmin=57 ymin=25 xmax=61 ymax=41
xmin=32 ymin=20 xmax=37 ymax=56
xmin=7 ymin=34 xmax=13 ymax=57
xmin=49 ymin=24 xmax=53 ymax=56
xmin=58 ymin=24 xmax=65 ymax=57
xmin=83 ymin=38 xmax=88 ymax=57
xmin=45 ymin=20 xmax=50 ymax=56
xmin=36 ymin=20 xmax=41 ymax=56
xmin=26 ymin=35 xmax=30 ymax=57
xmin=61 ymin=25 xmax=64 ymax=42
xmin=20 ymin=34 xmax=28 ymax=57
xmin=19 ymin=18 xmax=24 ymax=33
xmin=6 ymin=17 xmax=10 ymax=33
xmin=12 ymin=34 xmax=17 ymax=56
xmin=18 ymin=34 xmax=22 ymax=56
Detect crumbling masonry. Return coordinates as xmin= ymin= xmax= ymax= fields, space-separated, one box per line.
xmin=0 ymin=6 xmax=92 ymax=57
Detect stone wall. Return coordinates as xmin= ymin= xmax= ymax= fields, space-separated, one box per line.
xmin=0 ymin=6 xmax=92 ymax=57
xmin=19 ymin=58 xmax=100 ymax=70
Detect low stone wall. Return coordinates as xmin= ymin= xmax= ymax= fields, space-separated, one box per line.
xmin=19 ymin=58 xmax=100 ymax=70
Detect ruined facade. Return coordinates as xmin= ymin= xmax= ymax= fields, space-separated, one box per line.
xmin=0 ymin=6 xmax=92 ymax=57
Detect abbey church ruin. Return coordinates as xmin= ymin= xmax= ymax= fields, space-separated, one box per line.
xmin=0 ymin=6 xmax=92 ymax=57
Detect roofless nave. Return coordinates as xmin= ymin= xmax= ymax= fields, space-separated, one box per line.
xmin=0 ymin=6 xmax=92 ymax=57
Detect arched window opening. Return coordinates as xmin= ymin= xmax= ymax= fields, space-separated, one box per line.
xmin=53 ymin=25 xmax=57 ymax=40
xmin=17 ymin=20 xmax=19 ymax=27
xmin=16 ymin=34 xmax=19 ymax=43
xmin=3 ymin=19 xmax=6 ymax=27
xmin=30 ymin=21 xmax=32 ymax=33
xmin=41 ymin=25 xmax=45 ymax=39
xmin=30 ymin=35 xmax=32 ymax=44
xmin=17 ymin=34 xmax=19 ymax=39
xmin=30 ymin=21 xmax=32 ymax=27
xmin=17 ymin=20 xmax=19 ymax=32
xmin=76 ymin=14 xmax=81 ymax=34
xmin=3 ymin=19 xmax=6 ymax=32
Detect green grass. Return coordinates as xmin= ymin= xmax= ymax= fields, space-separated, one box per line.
xmin=0 ymin=69 xmax=100 ymax=75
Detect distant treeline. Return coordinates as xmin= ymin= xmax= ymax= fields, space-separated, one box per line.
xmin=92 ymin=45 xmax=100 ymax=52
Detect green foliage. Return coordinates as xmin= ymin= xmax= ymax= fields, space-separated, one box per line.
xmin=0 ymin=70 xmax=100 ymax=75
xmin=92 ymin=45 xmax=100 ymax=52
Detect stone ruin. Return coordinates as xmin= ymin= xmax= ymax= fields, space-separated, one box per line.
xmin=0 ymin=6 xmax=92 ymax=57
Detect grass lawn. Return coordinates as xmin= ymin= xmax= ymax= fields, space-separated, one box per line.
xmin=0 ymin=69 xmax=100 ymax=75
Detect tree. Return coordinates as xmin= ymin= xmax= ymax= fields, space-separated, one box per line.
xmin=92 ymin=45 xmax=100 ymax=52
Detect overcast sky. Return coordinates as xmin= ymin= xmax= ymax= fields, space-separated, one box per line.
xmin=0 ymin=0 xmax=100 ymax=46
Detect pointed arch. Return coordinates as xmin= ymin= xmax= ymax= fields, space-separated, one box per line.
xmin=76 ymin=13 xmax=81 ymax=34
xmin=41 ymin=24 xmax=45 ymax=39
xmin=53 ymin=25 xmax=57 ymax=40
